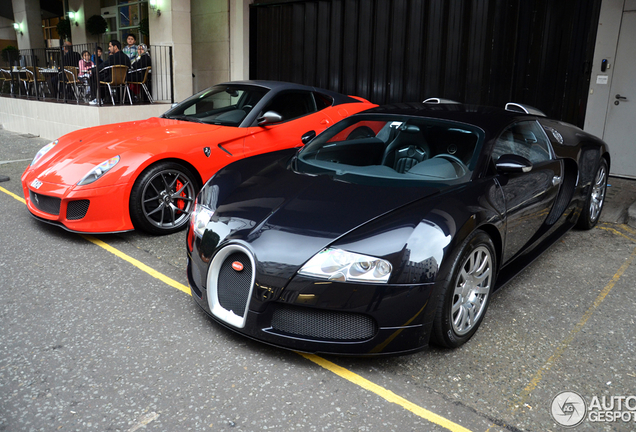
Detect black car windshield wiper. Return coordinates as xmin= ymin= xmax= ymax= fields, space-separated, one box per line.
xmin=166 ymin=114 xmax=206 ymax=123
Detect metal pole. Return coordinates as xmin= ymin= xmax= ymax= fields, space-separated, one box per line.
xmin=169 ymin=46 xmax=174 ymax=104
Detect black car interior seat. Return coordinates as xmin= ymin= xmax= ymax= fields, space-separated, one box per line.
xmin=381 ymin=124 xmax=430 ymax=173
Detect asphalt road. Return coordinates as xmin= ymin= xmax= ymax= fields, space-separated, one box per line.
xmin=1 ymin=129 xmax=635 ymax=431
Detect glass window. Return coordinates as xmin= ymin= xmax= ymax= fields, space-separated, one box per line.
xmin=164 ymin=85 xmax=269 ymax=126
xmin=296 ymin=114 xmax=484 ymax=186
xmin=260 ymin=91 xmax=317 ymax=121
xmin=492 ymin=121 xmax=552 ymax=164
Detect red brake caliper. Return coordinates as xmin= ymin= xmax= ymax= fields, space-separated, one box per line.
xmin=175 ymin=179 xmax=186 ymax=211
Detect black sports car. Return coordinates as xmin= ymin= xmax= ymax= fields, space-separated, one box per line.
xmin=186 ymin=101 xmax=610 ymax=355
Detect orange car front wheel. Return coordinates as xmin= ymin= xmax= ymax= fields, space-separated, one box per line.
xmin=129 ymin=161 xmax=199 ymax=235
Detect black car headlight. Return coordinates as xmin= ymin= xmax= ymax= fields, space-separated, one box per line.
xmin=298 ymin=248 xmax=392 ymax=284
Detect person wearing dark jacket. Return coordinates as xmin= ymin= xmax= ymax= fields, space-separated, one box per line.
xmin=97 ymin=40 xmax=131 ymax=81
xmin=62 ymin=41 xmax=82 ymax=68
xmin=90 ymin=40 xmax=131 ymax=104
xmin=128 ymin=44 xmax=151 ymax=82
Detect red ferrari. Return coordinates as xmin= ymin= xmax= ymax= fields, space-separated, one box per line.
xmin=21 ymin=81 xmax=375 ymax=234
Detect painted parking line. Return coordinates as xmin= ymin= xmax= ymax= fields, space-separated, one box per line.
xmin=0 ymin=185 xmax=472 ymax=432
xmin=483 ymin=226 xmax=636 ymax=431
xmin=299 ymin=353 xmax=473 ymax=432
xmin=81 ymin=235 xmax=192 ymax=296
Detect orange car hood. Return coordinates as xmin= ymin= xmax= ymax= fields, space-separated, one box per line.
xmin=30 ymin=117 xmax=228 ymax=186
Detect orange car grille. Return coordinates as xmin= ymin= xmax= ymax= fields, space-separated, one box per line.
xmin=29 ymin=190 xmax=61 ymax=215
xmin=66 ymin=200 xmax=90 ymax=220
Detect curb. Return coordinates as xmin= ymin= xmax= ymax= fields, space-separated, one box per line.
xmin=628 ymin=201 xmax=636 ymax=229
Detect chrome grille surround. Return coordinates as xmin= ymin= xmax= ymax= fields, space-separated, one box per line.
xmin=206 ymin=243 xmax=256 ymax=329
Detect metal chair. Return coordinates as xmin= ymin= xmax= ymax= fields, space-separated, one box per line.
xmin=59 ymin=67 xmax=81 ymax=102
xmin=34 ymin=67 xmax=52 ymax=98
xmin=0 ymin=69 xmax=11 ymax=94
xmin=127 ymin=66 xmax=153 ymax=103
xmin=99 ymin=65 xmax=132 ymax=105
xmin=18 ymin=67 xmax=34 ymax=95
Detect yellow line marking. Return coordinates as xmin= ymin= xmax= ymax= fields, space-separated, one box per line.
xmin=0 ymin=185 xmax=26 ymax=204
xmin=81 ymin=235 xmax=192 ymax=296
xmin=618 ymin=223 xmax=636 ymax=235
xmin=510 ymin=244 xmax=636 ymax=411
xmin=1 ymin=185 xmax=471 ymax=430
xmin=0 ymin=186 xmax=191 ymax=295
xmin=298 ymin=352 xmax=473 ymax=432
xmin=597 ymin=226 xmax=636 ymax=243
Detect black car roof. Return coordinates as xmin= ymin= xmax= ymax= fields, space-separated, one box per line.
xmin=356 ymin=102 xmax=539 ymax=138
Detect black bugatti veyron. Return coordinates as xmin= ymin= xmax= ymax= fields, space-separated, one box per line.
xmin=185 ymin=101 xmax=609 ymax=355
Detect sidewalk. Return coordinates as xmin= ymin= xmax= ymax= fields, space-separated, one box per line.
xmin=602 ymin=176 xmax=636 ymax=227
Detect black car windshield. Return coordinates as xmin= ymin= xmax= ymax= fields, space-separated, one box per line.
xmin=163 ymin=85 xmax=269 ymax=126
xmin=297 ymin=114 xmax=484 ymax=185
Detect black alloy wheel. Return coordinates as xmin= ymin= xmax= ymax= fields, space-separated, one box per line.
xmin=130 ymin=161 xmax=199 ymax=235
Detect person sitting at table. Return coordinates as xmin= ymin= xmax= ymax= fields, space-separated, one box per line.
xmin=78 ymin=51 xmax=94 ymax=77
xmin=92 ymin=47 xmax=104 ymax=67
xmin=128 ymin=44 xmax=151 ymax=102
xmin=53 ymin=41 xmax=82 ymax=98
xmin=62 ymin=41 xmax=82 ymax=68
xmin=89 ymin=39 xmax=131 ymax=105
xmin=78 ymin=50 xmax=94 ymax=99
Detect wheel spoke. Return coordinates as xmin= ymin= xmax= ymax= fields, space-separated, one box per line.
xmin=146 ymin=202 xmax=165 ymax=216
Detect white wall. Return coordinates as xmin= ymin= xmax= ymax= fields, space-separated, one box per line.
xmin=0 ymin=99 xmax=170 ymax=140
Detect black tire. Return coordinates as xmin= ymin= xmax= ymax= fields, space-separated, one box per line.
xmin=576 ymin=158 xmax=608 ymax=230
xmin=431 ymin=230 xmax=496 ymax=348
xmin=129 ymin=161 xmax=199 ymax=235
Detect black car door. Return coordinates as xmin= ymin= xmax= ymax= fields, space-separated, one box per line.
xmin=493 ymin=120 xmax=563 ymax=263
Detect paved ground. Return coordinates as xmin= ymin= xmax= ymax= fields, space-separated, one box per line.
xmin=1 ymin=128 xmax=635 ymax=431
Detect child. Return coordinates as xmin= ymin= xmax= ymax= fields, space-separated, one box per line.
xmin=122 ymin=34 xmax=138 ymax=61
xmin=78 ymin=50 xmax=94 ymax=100
xmin=78 ymin=50 xmax=94 ymax=77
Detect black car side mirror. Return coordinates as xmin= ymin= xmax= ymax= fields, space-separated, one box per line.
xmin=257 ymin=111 xmax=283 ymax=126
xmin=495 ymin=154 xmax=533 ymax=173
xmin=301 ymin=130 xmax=316 ymax=144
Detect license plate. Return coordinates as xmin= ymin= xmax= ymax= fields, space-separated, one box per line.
xmin=31 ymin=179 xmax=43 ymax=189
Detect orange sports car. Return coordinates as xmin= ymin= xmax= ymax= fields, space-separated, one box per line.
xmin=21 ymin=81 xmax=375 ymax=234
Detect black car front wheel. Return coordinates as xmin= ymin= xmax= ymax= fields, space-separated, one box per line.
xmin=431 ymin=230 xmax=496 ymax=348
xmin=576 ymin=158 xmax=608 ymax=230
xmin=130 ymin=161 xmax=199 ymax=235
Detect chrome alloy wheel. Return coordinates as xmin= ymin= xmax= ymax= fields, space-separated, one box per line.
xmin=141 ymin=168 xmax=196 ymax=230
xmin=451 ymin=245 xmax=493 ymax=336
xmin=589 ymin=162 xmax=607 ymax=223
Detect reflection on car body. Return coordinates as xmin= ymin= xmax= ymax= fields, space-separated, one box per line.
xmin=187 ymin=101 xmax=610 ymax=355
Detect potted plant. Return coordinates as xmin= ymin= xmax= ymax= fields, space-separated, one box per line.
xmin=56 ymin=18 xmax=72 ymax=41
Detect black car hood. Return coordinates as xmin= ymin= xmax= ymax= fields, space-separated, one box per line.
xmin=203 ymin=151 xmax=441 ymax=277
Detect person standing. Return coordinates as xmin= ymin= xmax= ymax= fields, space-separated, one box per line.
xmin=122 ymin=34 xmax=138 ymax=61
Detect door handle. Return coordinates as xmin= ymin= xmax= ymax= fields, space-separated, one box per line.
xmin=552 ymin=175 xmax=562 ymax=186
xmin=615 ymin=94 xmax=628 ymax=100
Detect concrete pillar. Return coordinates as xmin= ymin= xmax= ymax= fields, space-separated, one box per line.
xmin=149 ymin=0 xmax=193 ymax=102
xmin=69 ymin=0 xmax=103 ymax=45
xmin=191 ymin=0 xmax=229 ymax=93
xmin=11 ymin=0 xmax=45 ymax=50
xmin=229 ymin=0 xmax=250 ymax=81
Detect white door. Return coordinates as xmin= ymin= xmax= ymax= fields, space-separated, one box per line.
xmin=603 ymin=11 xmax=636 ymax=177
